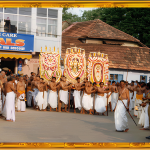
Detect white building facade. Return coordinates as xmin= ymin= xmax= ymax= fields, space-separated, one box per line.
xmin=0 ymin=8 xmax=62 ymax=76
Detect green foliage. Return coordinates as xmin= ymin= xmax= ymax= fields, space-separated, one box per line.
xmin=62 ymin=8 xmax=82 ymax=22
xmin=62 ymin=8 xmax=150 ymax=47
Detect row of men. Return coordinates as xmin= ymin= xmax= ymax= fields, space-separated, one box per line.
xmin=1 ymin=71 xmax=150 ymax=133
xmin=20 ymin=75 xmax=150 ymax=132
xmin=0 ymin=72 xmax=120 ymax=119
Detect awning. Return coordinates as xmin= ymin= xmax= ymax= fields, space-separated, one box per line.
xmin=0 ymin=52 xmax=32 ymax=59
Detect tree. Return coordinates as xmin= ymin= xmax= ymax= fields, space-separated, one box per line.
xmin=81 ymin=8 xmax=150 ymax=47
xmin=62 ymin=8 xmax=82 ymax=22
xmin=99 ymin=8 xmax=150 ymax=47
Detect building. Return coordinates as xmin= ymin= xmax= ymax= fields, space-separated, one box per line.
xmin=62 ymin=19 xmax=150 ymax=83
xmin=0 ymin=8 xmax=62 ymax=76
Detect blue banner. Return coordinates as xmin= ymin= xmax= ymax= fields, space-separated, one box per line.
xmin=18 ymin=58 xmax=23 ymax=75
xmin=0 ymin=32 xmax=34 ymax=52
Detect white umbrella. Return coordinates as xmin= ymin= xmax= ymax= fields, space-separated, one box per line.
xmin=2 ymin=67 xmax=9 ymax=71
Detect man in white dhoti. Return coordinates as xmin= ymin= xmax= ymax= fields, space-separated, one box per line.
xmin=35 ymin=78 xmax=48 ymax=111
xmin=82 ymin=81 xmax=96 ymax=115
xmin=134 ymin=83 xmax=146 ymax=118
xmin=114 ymin=80 xmax=130 ymax=132
xmin=31 ymin=76 xmax=40 ymax=109
xmin=0 ymin=80 xmax=2 ymax=115
xmin=48 ymin=77 xmax=60 ymax=112
xmin=59 ymin=76 xmax=73 ymax=112
xmin=105 ymin=80 xmax=112 ymax=111
xmin=26 ymin=76 xmax=33 ymax=107
xmin=95 ymin=82 xmax=108 ymax=115
xmin=5 ymin=76 xmax=19 ymax=122
xmin=1 ymin=76 xmax=8 ymax=119
xmin=17 ymin=76 xmax=26 ymax=112
xmin=139 ymin=84 xmax=150 ymax=130
xmin=111 ymin=81 xmax=118 ymax=111
xmin=74 ymin=77 xmax=85 ymax=113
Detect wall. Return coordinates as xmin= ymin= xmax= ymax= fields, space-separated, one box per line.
xmin=121 ymin=41 xmax=139 ymax=47
xmin=109 ymin=69 xmax=150 ymax=83
xmin=17 ymin=8 xmax=63 ymax=76
xmin=22 ymin=53 xmax=40 ymax=76
xmin=86 ymin=39 xmax=103 ymax=44
xmin=32 ymin=8 xmax=62 ymax=55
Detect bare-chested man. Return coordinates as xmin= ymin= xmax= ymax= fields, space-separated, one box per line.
xmin=35 ymin=78 xmax=47 ymax=111
xmin=0 ymin=71 xmax=6 ymax=104
xmin=95 ymin=82 xmax=109 ymax=115
xmin=26 ymin=76 xmax=33 ymax=107
xmin=31 ymin=76 xmax=40 ymax=109
xmin=73 ymin=77 xmax=85 ymax=113
xmin=105 ymin=80 xmax=112 ymax=111
xmin=114 ymin=80 xmax=130 ymax=132
xmin=17 ymin=76 xmax=26 ymax=112
xmin=134 ymin=82 xmax=146 ymax=117
xmin=82 ymin=81 xmax=96 ymax=115
xmin=111 ymin=81 xmax=118 ymax=111
xmin=5 ymin=76 xmax=19 ymax=122
xmin=48 ymin=77 xmax=60 ymax=112
xmin=59 ymin=76 xmax=73 ymax=112
xmin=127 ymin=81 xmax=136 ymax=111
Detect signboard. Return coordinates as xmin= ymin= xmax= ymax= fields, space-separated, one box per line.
xmin=18 ymin=58 xmax=23 ymax=75
xmin=0 ymin=32 xmax=34 ymax=52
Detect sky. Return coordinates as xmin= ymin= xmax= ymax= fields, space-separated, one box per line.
xmin=67 ymin=8 xmax=96 ymax=17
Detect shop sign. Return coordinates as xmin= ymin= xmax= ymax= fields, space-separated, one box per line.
xmin=0 ymin=32 xmax=34 ymax=52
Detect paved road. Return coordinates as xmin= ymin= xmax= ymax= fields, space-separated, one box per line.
xmin=0 ymin=108 xmax=150 ymax=142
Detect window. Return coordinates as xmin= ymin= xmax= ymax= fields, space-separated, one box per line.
xmin=18 ymin=8 xmax=31 ymax=34
xmin=19 ymin=8 xmax=31 ymax=16
xmin=36 ymin=8 xmax=58 ymax=37
xmin=4 ymin=8 xmax=17 ymax=14
xmin=48 ymin=19 xmax=57 ymax=37
xmin=37 ymin=8 xmax=47 ymax=17
xmin=48 ymin=9 xmax=58 ymax=18
xmin=36 ymin=17 xmax=47 ymax=37
xmin=0 ymin=8 xmax=3 ymax=12
xmin=140 ymin=75 xmax=147 ymax=83
xmin=18 ymin=16 xmax=31 ymax=34
xmin=0 ymin=13 xmax=3 ymax=32
xmin=109 ymin=74 xmax=123 ymax=83
xmin=110 ymin=74 xmax=113 ymax=80
xmin=4 ymin=14 xmax=17 ymax=33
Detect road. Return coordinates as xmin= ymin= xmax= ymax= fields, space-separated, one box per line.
xmin=0 ymin=108 xmax=150 ymax=142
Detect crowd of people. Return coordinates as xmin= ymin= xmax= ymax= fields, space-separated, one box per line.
xmin=0 ymin=71 xmax=150 ymax=137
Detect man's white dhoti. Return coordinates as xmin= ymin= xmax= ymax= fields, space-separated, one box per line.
xmin=0 ymin=100 xmax=2 ymax=114
xmin=136 ymin=100 xmax=142 ymax=119
xmin=32 ymin=88 xmax=39 ymax=106
xmin=48 ymin=90 xmax=57 ymax=108
xmin=115 ymin=100 xmax=129 ymax=131
xmin=17 ymin=93 xmax=26 ymax=112
xmin=82 ymin=93 xmax=93 ymax=111
xmin=2 ymin=93 xmax=6 ymax=118
xmin=144 ymin=103 xmax=149 ymax=129
xmin=5 ymin=92 xmax=15 ymax=122
xmin=73 ymin=90 xmax=82 ymax=110
xmin=111 ymin=92 xmax=117 ymax=111
xmin=138 ymin=107 xmax=145 ymax=126
xmin=104 ymin=92 xmax=111 ymax=106
xmin=95 ymin=95 xmax=106 ymax=113
xmin=60 ymin=90 xmax=68 ymax=105
xmin=129 ymin=91 xmax=132 ymax=111
xmin=35 ymin=91 xmax=47 ymax=110
xmin=27 ymin=91 xmax=32 ymax=107
xmin=0 ymin=88 xmax=1 ymax=111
